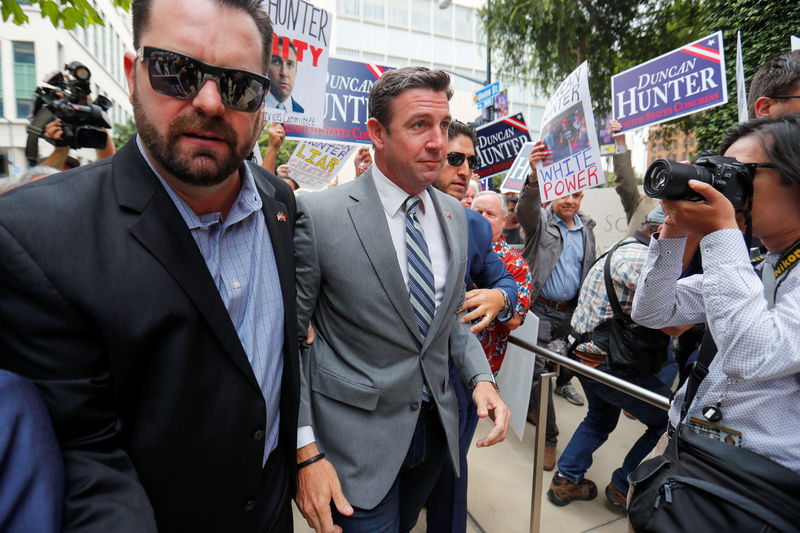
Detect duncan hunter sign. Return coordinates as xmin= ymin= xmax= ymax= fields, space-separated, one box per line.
xmin=474 ymin=114 xmax=532 ymax=179
xmin=284 ymin=57 xmax=392 ymax=144
xmin=611 ymin=31 xmax=728 ymax=132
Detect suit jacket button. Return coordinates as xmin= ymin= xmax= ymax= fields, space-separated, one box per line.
xmin=410 ymin=401 xmax=419 ymax=411
xmin=243 ymin=499 xmax=255 ymax=511
xmin=253 ymin=429 xmax=265 ymax=441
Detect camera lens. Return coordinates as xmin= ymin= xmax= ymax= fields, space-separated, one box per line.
xmin=643 ymin=158 xmax=712 ymax=201
xmin=645 ymin=162 xmax=670 ymax=196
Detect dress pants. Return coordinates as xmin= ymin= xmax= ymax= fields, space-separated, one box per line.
xmin=332 ymin=402 xmax=446 ymax=533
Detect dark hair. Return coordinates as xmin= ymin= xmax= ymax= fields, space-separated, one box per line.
xmin=132 ymin=0 xmax=273 ymax=73
xmin=747 ymin=50 xmax=800 ymax=117
xmin=720 ymin=113 xmax=800 ymax=188
xmin=447 ymin=120 xmax=478 ymax=150
xmin=368 ymin=67 xmax=453 ymax=127
xmin=273 ymin=36 xmax=297 ymax=57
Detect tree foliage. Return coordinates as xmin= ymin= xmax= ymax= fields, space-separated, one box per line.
xmin=112 ymin=118 xmax=136 ymax=151
xmin=1 ymin=0 xmax=130 ymax=29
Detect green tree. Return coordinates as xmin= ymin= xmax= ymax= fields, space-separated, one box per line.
xmin=112 ymin=118 xmax=136 ymax=151
xmin=2 ymin=0 xmax=130 ymax=29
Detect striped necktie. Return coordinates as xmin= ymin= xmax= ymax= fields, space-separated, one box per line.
xmin=405 ymin=195 xmax=435 ymax=337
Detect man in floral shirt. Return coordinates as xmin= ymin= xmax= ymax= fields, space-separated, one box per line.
xmin=472 ymin=191 xmax=533 ymax=372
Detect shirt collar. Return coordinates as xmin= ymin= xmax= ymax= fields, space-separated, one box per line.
xmin=555 ymin=212 xmax=583 ymax=232
xmin=371 ymin=163 xmax=431 ymax=218
xmin=265 ymin=91 xmax=290 ymax=110
xmin=135 ymin=134 xmax=262 ymax=229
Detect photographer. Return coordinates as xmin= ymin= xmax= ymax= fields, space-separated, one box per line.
xmin=39 ymin=116 xmax=115 ymax=170
xmin=632 ymin=114 xmax=800 ymax=476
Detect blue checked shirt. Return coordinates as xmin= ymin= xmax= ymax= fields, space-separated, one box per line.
xmin=137 ymin=137 xmax=284 ymax=463
xmin=540 ymin=214 xmax=585 ymax=301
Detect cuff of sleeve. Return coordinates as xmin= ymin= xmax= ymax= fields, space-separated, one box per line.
xmin=297 ymin=425 xmax=315 ymax=450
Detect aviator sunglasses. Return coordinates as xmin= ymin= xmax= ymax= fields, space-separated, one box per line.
xmin=136 ymin=46 xmax=270 ymax=112
xmin=446 ymin=151 xmax=480 ymax=170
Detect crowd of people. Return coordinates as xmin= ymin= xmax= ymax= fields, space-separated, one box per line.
xmin=1 ymin=1 xmax=800 ymax=532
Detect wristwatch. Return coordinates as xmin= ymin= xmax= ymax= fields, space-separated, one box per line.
xmin=469 ymin=373 xmax=499 ymax=392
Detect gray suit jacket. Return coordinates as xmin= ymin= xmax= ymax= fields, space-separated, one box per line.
xmin=295 ymin=169 xmax=491 ymax=509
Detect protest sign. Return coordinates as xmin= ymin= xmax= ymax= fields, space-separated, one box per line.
xmin=284 ymin=57 xmax=392 ymax=144
xmin=287 ymin=140 xmax=355 ymax=190
xmin=499 ymin=142 xmax=534 ymax=193
xmin=595 ymin=114 xmax=616 ymax=155
xmin=474 ymin=113 xmax=532 ymax=180
xmin=537 ymin=62 xmax=606 ymax=202
xmin=612 ymin=31 xmax=728 ymax=132
xmin=263 ymin=1 xmax=331 ymax=129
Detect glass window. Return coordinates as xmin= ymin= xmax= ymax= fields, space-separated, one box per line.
xmin=362 ymin=23 xmax=386 ymax=56
xmin=388 ymin=3 xmax=408 ymax=26
xmin=0 ymin=54 xmax=4 ymax=118
xmin=337 ymin=0 xmax=360 ymax=16
xmin=362 ymin=51 xmax=384 ymax=63
xmin=410 ymin=32 xmax=431 ymax=63
xmin=336 ymin=48 xmax=361 ymax=59
xmin=387 ymin=27 xmax=409 ymax=59
xmin=455 ymin=6 xmax=473 ymax=37
xmin=337 ymin=18 xmax=362 ymax=51
xmin=411 ymin=0 xmax=430 ymax=32
xmin=434 ymin=6 xmax=451 ymax=35
xmin=387 ymin=55 xmax=409 ymax=68
xmin=13 ymin=42 xmax=35 ymax=119
xmin=363 ymin=0 xmax=384 ymax=20
xmin=433 ymin=36 xmax=452 ymax=66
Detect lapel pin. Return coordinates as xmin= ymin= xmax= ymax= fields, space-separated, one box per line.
xmin=446 ymin=211 xmax=452 ymax=220
xmin=277 ymin=212 xmax=287 ymax=223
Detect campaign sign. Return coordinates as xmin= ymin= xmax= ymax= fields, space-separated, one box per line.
xmin=612 ymin=31 xmax=728 ymax=132
xmin=474 ymin=113 xmax=532 ymax=179
xmin=499 ymin=142 xmax=534 ymax=193
xmin=263 ymin=1 xmax=331 ymax=129
xmin=537 ymin=62 xmax=606 ymax=202
xmin=283 ymin=57 xmax=392 ymax=145
xmin=287 ymin=140 xmax=356 ymax=190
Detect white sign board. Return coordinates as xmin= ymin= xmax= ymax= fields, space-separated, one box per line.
xmin=287 ymin=140 xmax=355 ymax=190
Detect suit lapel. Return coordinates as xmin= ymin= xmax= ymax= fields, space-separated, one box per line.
xmin=114 ymin=141 xmax=260 ymax=392
xmin=422 ymin=188 xmax=461 ymax=353
xmin=347 ymin=173 xmax=422 ymax=343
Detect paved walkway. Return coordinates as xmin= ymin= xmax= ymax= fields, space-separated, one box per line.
xmin=294 ymin=378 xmax=643 ymax=533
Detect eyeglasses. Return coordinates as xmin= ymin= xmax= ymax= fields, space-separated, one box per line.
xmin=446 ymin=151 xmax=480 ymax=170
xmin=741 ymin=161 xmax=777 ymax=177
xmin=770 ymin=95 xmax=800 ymax=100
xmin=136 ymin=47 xmax=269 ymax=113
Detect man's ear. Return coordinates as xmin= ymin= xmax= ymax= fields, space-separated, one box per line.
xmin=366 ymin=117 xmax=386 ymax=151
xmin=753 ymin=96 xmax=775 ymax=119
xmin=124 ymin=51 xmax=137 ymax=104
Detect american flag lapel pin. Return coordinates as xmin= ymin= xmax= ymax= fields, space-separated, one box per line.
xmin=446 ymin=211 xmax=452 ymax=220
xmin=277 ymin=211 xmax=287 ymax=223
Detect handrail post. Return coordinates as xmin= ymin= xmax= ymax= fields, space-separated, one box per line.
xmin=530 ymin=371 xmax=555 ymax=533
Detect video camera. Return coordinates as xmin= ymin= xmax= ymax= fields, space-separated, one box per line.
xmin=643 ymin=155 xmax=754 ymax=210
xmin=26 ymin=62 xmax=113 ymax=159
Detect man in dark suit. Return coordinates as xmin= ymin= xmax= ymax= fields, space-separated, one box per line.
xmin=0 ymin=0 xmax=298 ymax=532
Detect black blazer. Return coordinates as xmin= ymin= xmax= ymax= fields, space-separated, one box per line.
xmin=0 ymin=140 xmax=299 ymax=532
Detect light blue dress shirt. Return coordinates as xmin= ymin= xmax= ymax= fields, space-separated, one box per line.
xmin=137 ymin=136 xmax=284 ymax=463
xmin=540 ymin=214 xmax=585 ymax=301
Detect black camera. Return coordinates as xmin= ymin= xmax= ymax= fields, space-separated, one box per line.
xmin=643 ymin=156 xmax=754 ymax=209
xmin=26 ymin=62 xmax=112 ymax=153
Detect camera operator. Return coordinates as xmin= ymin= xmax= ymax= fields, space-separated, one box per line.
xmin=632 ymin=114 xmax=800 ymax=476
xmin=39 ymin=115 xmax=115 ymax=171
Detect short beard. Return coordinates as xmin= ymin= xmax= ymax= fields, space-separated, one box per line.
xmin=133 ymin=86 xmax=260 ymax=187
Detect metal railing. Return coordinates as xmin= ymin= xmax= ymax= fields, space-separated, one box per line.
xmin=506 ymin=335 xmax=671 ymax=533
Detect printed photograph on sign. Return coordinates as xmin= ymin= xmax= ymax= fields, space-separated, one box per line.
xmin=595 ymin=115 xmax=616 ymax=155
xmin=540 ymin=103 xmax=591 ymax=166
xmin=263 ymin=1 xmax=331 ymax=129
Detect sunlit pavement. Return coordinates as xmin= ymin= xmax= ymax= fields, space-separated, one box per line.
xmin=294 ymin=378 xmax=640 ymax=533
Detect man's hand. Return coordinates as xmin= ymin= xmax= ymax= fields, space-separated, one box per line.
xmin=661 ymin=180 xmax=738 ymax=237
xmin=296 ymin=443 xmax=353 ymax=533
xmin=608 ymin=119 xmax=627 ymax=147
xmin=472 ymin=382 xmax=510 ymax=447
xmin=527 ymin=141 xmax=552 ymax=182
xmin=268 ymin=122 xmax=285 ymax=150
xmin=276 ymin=164 xmax=291 ymax=178
xmin=44 ymin=119 xmax=64 ymax=142
xmin=458 ymin=288 xmax=505 ymax=333
xmin=353 ymin=147 xmax=372 ymax=177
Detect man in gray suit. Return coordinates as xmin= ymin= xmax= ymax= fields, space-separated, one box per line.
xmin=294 ymin=67 xmax=510 ymax=533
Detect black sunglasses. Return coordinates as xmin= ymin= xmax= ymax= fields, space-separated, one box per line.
xmin=770 ymin=95 xmax=800 ymax=100
xmin=136 ymin=46 xmax=269 ymax=113
xmin=446 ymin=151 xmax=480 ymax=170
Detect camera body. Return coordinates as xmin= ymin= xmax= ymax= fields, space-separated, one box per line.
xmin=643 ymin=155 xmax=754 ymax=209
xmin=26 ymin=62 xmax=112 ymax=150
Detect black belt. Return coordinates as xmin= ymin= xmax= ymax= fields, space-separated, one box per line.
xmin=536 ymin=295 xmax=577 ymax=311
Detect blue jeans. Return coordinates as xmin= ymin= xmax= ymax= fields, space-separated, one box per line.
xmin=556 ymin=364 xmax=669 ymax=492
xmin=332 ymin=404 xmax=446 ymax=533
